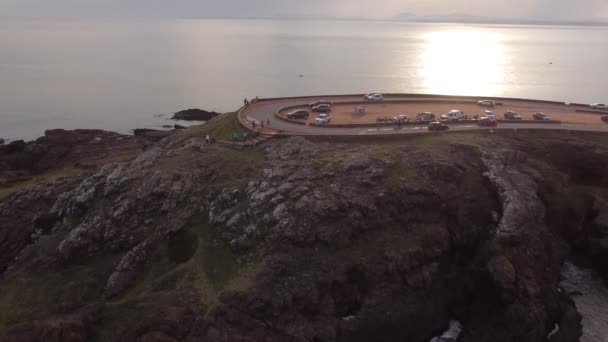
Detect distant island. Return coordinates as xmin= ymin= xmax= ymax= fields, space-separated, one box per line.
xmin=391 ymin=12 xmax=608 ymax=26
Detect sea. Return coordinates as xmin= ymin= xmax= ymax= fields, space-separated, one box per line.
xmin=1 ymin=18 xmax=607 ymax=140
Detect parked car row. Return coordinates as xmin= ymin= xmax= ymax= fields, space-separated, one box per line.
xmin=377 ymin=115 xmax=408 ymax=123
xmin=504 ymin=111 xmax=522 ymax=120
xmin=286 ymin=100 xmax=336 ymax=123
xmin=428 ymin=116 xmax=497 ymax=132
xmin=288 ymin=96 xmax=584 ymax=125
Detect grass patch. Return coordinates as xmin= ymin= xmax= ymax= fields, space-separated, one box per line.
xmin=113 ymin=217 xmax=258 ymax=311
xmin=93 ymin=300 xmax=146 ymax=342
xmin=205 ymin=146 xmax=265 ymax=187
xmin=173 ymin=111 xmax=243 ymax=142
xmin=385 ymin=162 xmax=411 ymax=188
xmin=196 ymin=223 xmax=244 ymax=291
xmin=0 ymin=167 xmax=81 ymax=199
xmin=167 ymin=229 xmax=199 ymax=263
xmin=0 ymin=256 xmax=119 ymax=333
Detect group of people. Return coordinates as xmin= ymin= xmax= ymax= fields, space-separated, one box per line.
xmin=251 ymin=119 xmax=270 ymax=129
xmin=243 ymin=97 xmax=270 ymax=130
xmin=205 ymin=135 xmax=216 ymax=144
xmin=243 ymin=96 xmax=260 ymax=107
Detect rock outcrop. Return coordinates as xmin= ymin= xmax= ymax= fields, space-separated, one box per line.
xmin=172 ymin=108 xmax=221 ymax=121
xmin=133 ymin=128 xmax=174 ymax=142
xmin=0 ymin=129 xmax=145 ymax=186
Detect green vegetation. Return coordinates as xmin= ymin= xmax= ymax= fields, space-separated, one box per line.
xmin=92 ymin=217 xmax=260 ymax=341
xmin=174 ymin=111 xmax=244 ymax=142
xmin=0 ymin=167 xmax=81 ymax=199
xmin=206 ymin=146 xmax=265 ymax=186
xmin=385 ymin=161 xmax=410 ymax=188
xmin=109 ymin=216 xmax=258 ymax=306
xmin=167 ymin=229 xmax=199 ymax=263
xmin=0 ymin=256 xmax=119 ymax=333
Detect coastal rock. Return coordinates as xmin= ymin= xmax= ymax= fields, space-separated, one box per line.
xmin=172 ymin=108 xmax=220 ymax=121
xmin=104 ymin=237 xmax=158 ymax=298
xmin=0 ymin=129 xmax=145 ymax=187
xmin=1 ymin=128 xmax=602 ymax=341
xmin=133 ymin=128 xmax=174 ymax=142
xmin=487 ymin=255 xmax=516 ymax=302
xmin=587 ymin=198 xmax=608 ymax=280
xmin=482 ymin=150 xmax=543 ymax=237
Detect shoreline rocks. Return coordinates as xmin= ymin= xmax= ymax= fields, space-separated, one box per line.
xmin=133 ymin=128 xmax=174 ymax=142
xmin=172 ymin=108 xmax=221 ymax=121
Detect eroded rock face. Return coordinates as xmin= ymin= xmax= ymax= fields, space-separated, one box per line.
xmin=480 ymin=149 xmax=581 ymax=342
xmin=482 ymin=150 xmax=544 ymax=237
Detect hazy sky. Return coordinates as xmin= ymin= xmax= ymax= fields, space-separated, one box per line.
xmin=1 ymin=0 xmax=607 ymax=21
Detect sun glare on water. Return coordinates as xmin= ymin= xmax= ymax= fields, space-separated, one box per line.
xmin=418 ymin=30 xmax=506 ymax=96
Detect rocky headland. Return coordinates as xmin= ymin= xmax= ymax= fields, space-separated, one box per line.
xmin=1 ymin=113 xmax=608 ymax=341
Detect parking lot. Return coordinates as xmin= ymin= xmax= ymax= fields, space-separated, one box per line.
xmin=278 ymin=99 xmax=604 ymax=125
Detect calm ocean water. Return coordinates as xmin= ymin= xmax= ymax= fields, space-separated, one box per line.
xmin=1 ymin=19 xmax=607 ymax=139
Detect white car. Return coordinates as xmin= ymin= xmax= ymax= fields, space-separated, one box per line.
xmin=441 ymin=110 xmax=465 ymax=121
xmin=314 ymin=113 xmax=331 ymax=124
xmin=482 ymin=110 xmax=495 ymax=119
xmin=364 ymin=93 xmax=384 ymax=101
xmin=477 ymin=100 xmax=496 ymax=107
xmin=591 ymin=103 xmax=607 ymax=110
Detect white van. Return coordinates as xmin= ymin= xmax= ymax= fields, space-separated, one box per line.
xmin=441 ymin=110 xmax=465 ymax=121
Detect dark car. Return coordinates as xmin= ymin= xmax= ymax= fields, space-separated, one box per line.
xmin=504 ymin=111 xmax=523 ymax=120
xmin=287 ymin=109 xmax=310 ymax=120
xmin=428 ymin=121 xmax=449 ymax=131
xmin=533 ymin=112 xmax=551 ymax=120
xmin=602 ymin=116 xmax=608 ymax=123
xmin=309 ymin=100 xmax=333 ymax=107
xmin=312 ymin=104 xmax=332 ymax=113
xmin=478 ymin=117 xmax=498 ymax=127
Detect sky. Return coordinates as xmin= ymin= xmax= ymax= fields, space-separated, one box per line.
xmin=1 ymin=0 xmax=607 ymax=22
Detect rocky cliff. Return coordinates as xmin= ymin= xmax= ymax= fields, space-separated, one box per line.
xmin=1 ymin=117 xmax=608 ymax=342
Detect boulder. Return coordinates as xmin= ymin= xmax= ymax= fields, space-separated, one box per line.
xmin=172 ymin=109 xmax=220 ymax=121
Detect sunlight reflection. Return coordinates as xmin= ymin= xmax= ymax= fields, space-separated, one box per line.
xmin=418 ymin=30 xmax=506 ymax=96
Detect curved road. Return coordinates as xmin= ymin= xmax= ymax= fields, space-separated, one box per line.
xmin=241 ymin=95 xmax=608 ymax=136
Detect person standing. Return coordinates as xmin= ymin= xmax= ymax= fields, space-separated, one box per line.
xmin=205 ymin=135 xmax=210 ymax=144
xmin=252 ymin=121 xmax=256 ymax=128
xmin=267 ymin=119 xmax=270 ymax=127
